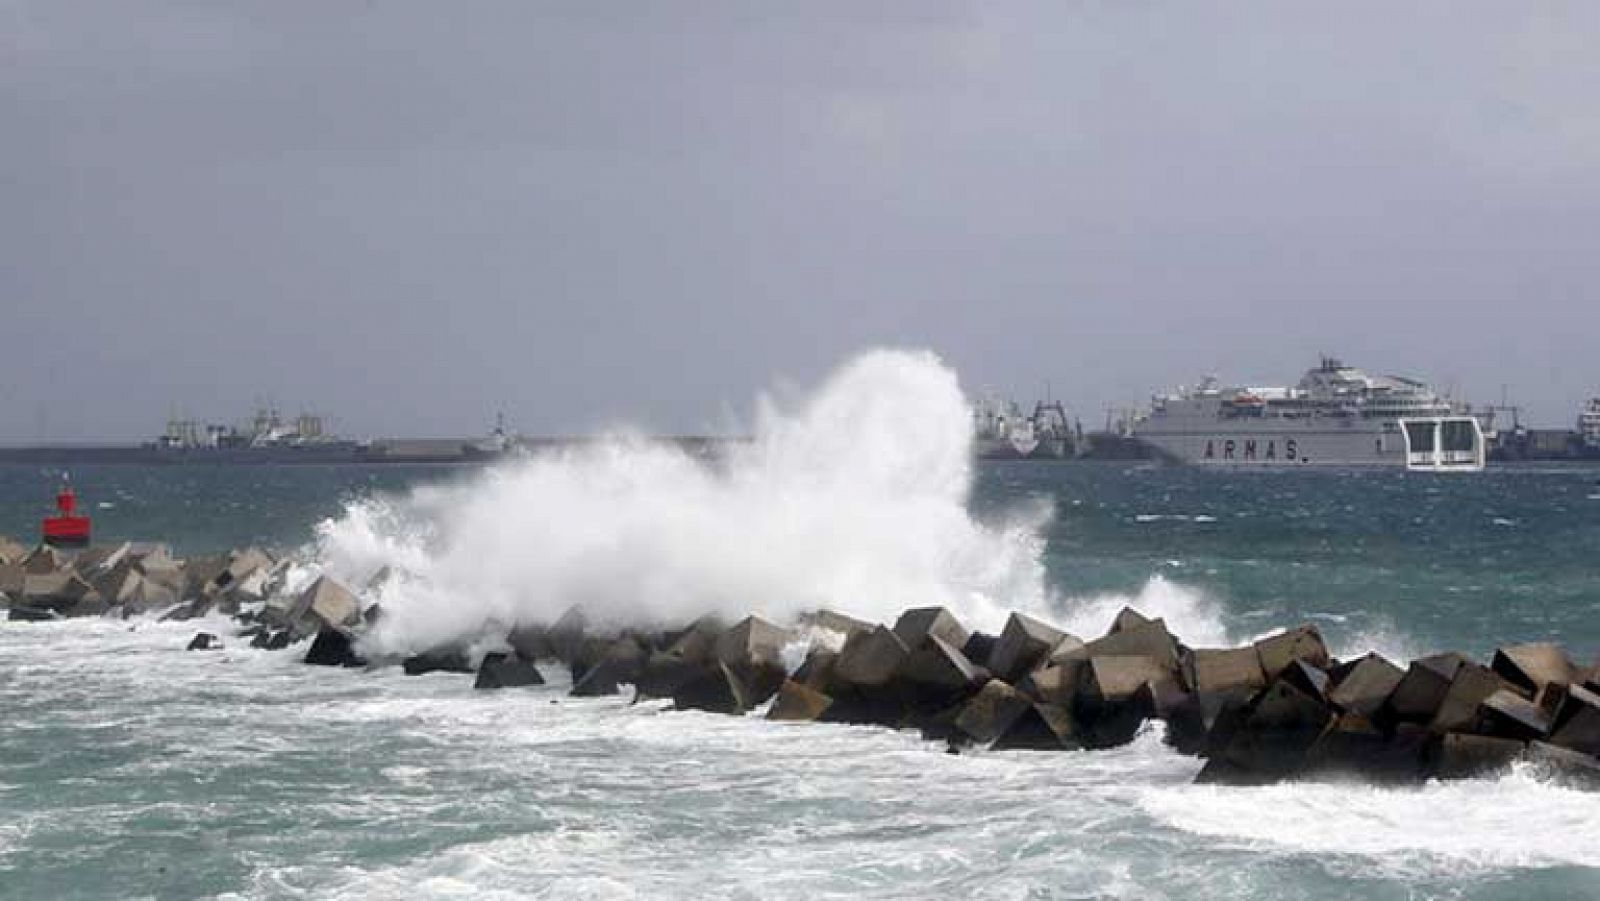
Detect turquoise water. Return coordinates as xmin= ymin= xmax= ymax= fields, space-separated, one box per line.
xmin=3 ymin=460 xmax=1600 ymax=899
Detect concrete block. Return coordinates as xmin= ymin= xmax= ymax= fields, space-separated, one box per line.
xmin=186 ymin=632 xmax=221 ymax=651
xmin=507 ymin=623 xmax=554 ymax=660
xmin=954 ymin=679 xmax=1033 ymax=744
xmin=673 ymin=661 xmax=751 ymax=715
xmin=1548 ymin=683 xmax=1600 ymax=756
xmin=304 ymin=628 xmax=365 ymax=667
xmin=1429 ymin=663 xmax=1506 ymax=733
xmin=402 ymin=647 xmax=474 ymax=676
xmin=1381 ymin=653 xmax=1468 ymax=725
xmin=1491 ymin=643 xmax=1576 ymax=695
xmin=1475 ymin=689 xmax=1551 ymax=741
xmin=987 ymin=612 xmax=1070 ymax=682
xmin=992 ymin=703 xmax=1080 ymax=751
xmin=1429 ymin=733 xmax=1525 ymax=780
xmin=1064 ymin=619 xmax=1180 ymax=670
xmin=892 ymin=607 xmax=970 ymax=650
xmin=834 ymin=625 xmax=910 ymax=688
xmin=1016 ymin=659 xmax=1083 ymax=705
xmin=715 ymin=615 xmax=792 ymax=670
xmin=766 ymin=680 xmax=834 ymax=722
xmin=898 ymin=634 xmax=985 ymax=691
xmin=799 ymin=609 xmax=874 ymax=640
xmin=288 ymin=576 xmax=360 ymax=635
xmin=1084 ymin=655 xmax=1175 ymax=703
xmin=1327 ymin=652 xmax=1404 ymax=718
xmin=1254 ymin=625 xmax=1331 ymax=680
xmin=1187 ymin=647 xmax=1267 ymax=695
xmin=1109 ymin=606 xmax=1152 ymax=634
xmin=475 ymin=652 xmax=545 ymax=690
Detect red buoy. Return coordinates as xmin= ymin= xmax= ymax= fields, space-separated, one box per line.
xmin=42 ymin=477 xmax=91 ymax=548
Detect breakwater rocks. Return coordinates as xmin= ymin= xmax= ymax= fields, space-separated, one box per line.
xmin=4 ymin=539 xmax=1600 ymax=789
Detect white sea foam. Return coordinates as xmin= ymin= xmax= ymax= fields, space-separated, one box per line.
xmin=1139 ymin=767 xmax=1600 ymax=878
xmin=307 ymin=349 xmax=1052 ymax=655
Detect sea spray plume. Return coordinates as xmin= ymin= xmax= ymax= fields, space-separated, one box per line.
xmin=310 ymin=349 xmax=1053 ymax=655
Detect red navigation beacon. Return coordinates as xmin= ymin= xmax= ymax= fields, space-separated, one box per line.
xmin=42 ymin=477 xmax=91 ymax=548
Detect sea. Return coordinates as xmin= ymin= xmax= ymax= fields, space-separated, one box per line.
xmin=3 ymin=353 xmax=1600 ymax=900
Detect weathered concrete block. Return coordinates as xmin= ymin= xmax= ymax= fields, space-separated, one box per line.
xmin=1327 ymin=652 xmax=1404 ymax=718
xmin=892 ymin=607 xmax=970 ymax=651
xmin=1304 ymin=713 xmax=1426 ymax=784
xmin=634 ymin=651 xmax=708 ymax=699
xmin=186 ymin=631 xmax=221 ymax=651
xmin=961 ymin=632 xmax=998 ymax=670
xmin=286 ymin=576 xmax=360 ymax=636
xmin=402 ymin=647 xmax=474 ymax=676
xmin=0 ymin=562 xmax=23 ymax=600
xmin=1381 ymin=653 xmax=1468 ymax=726
xmin=987 ymin=612 xmax=1071 ymax=682
xmin=1064 ymin=619 xmax=1180 ymax=670
xmin=0 ymin=535 xmax=27 ymax=566
xmin=1207 ymin=678 xmax=1334 ymax=783
xmin=663 ymin=615 xmax=725 ymax=665
xmin=21 ymin=571 xmax=97 ymax=612
xmin=507 ymin=623 xmax=554 ymax=660
xmin=767 ymin=680 xmax=834 ymax=722
xmin=571 ymin=638 xmax=647 ymax=694
xmin=547 ymin=605 xmax=593 ymax=663
xmin=673 ymin=661 xmax=751 ymax=715
xmin=799 ymin=609 xmax=874 ymax=640
xmin=992 ymin=703 xmax=1080 ymax=751
xmin=1016 ymin=659 xmax=1083 ymax=705
xmin=475 ymin=652 xmax=545 ymax=690
xmin=1548 ymin=683 xmax=1600 ymax=756
xmin=899 ymin=634 xmax=985 ymax=691
xmin=715 ymin=615 xmax=792 ymax=670
xmin=1254 ymin=625 xmax=1331 ymax=680
xmin=834 ymin=625 xmax=910 ymax=688
xmin=954 ymin=679 xmax=1033 ymax=744
xmin=1083 ymin=655 xmax=1175 ymax=703
xmin=1429 ymin=733 xmax=1525 ymax=780
xmin=304 ymin=628 xmax=365 ymax=667
xmin=1279 ymin=659 xmax=1331 ymax=701
xmin=1491 ymin=643 xmax=1575 ymax=696
xmin=1428 ymin=663 xmax=1507 ymax=734
xmin=1187 ymin=647 xmax=1267 ymax=696
xmin=1109 ymin=606 xmax=1152 ymax=634
xmin=1475 ymin=689 xmax=1551 ymax=741
xmin=791 ymin=649 xmax=839 ymax=691
xmin=21 ymin=545 xmax=66 ymax=575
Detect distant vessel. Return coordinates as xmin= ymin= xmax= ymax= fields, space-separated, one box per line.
xmin=973 ymin=397 xmax=1079 ymax=460
xmin=152 ymin=407 xmax=368 ymax=463
xmin=1133 ymin=357 xmax=1486 ymax=471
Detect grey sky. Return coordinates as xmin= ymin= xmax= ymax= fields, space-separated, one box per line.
xmin=3 ymin=1 xmax=1598 ymax=441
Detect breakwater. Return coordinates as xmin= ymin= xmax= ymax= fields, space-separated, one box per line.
xmin=6 ymin=539 xmax=1598 ymax=790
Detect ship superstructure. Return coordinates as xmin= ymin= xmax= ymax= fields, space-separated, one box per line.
xmin=1580 ymin=398 xmax=1600 ymax=451
xmin=1133 ymin=357 xmax=1485 ymax=471
xmin=973 ymin=396 xmax=1080 ymax=459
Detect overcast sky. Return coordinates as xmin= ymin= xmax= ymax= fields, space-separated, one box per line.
xmin=4 ymin=2 xmax=1598 ymax=441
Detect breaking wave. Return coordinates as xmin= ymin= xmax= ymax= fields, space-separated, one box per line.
xmin=307 ymin=349 xmax=1052 ymax=655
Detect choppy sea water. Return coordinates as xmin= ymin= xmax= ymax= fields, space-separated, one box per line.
xmin=4 ymin=460 xmax=1600 ymax=899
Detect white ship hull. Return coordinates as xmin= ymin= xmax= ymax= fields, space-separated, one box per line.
xmin=1136 ymin=417 xmax=1485 ymax=471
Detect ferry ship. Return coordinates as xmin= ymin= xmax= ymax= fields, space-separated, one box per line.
xmin=1133 ymin=357 xmax=1486 ymax=471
